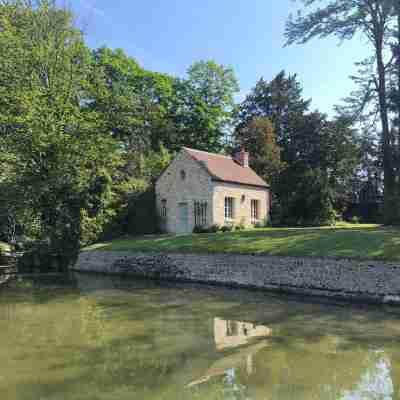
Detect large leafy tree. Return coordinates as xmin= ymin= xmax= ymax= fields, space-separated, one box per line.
xmin=0 ymin=0 xmax=120 ymax=268
xmin=172 ymin=60 xmax=239 ymax=152
xmin=285 ymin=0 xmax=399 ymax=224
xmin=90 ymin=54 xmax=239 ymax=154
xmin=91 ymin=47 xmax=178 ymax=152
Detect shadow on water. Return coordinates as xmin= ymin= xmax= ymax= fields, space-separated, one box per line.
xmin=1 ymin=273 xmax=400 ymax=399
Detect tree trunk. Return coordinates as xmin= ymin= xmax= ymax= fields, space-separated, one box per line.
xmin=396 ymin=2 xmax=400 ymax=222
xmin=375 ymin=33 xmax=396 ymax=224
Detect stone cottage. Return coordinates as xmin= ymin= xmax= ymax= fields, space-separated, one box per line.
xmin=155 ymin=147 xmax=271 ymax=234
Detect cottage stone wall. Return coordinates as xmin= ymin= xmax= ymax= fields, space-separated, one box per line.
xmin=213 ymin=182 xmax=270 ymax=227
xmin=155 ymin=150 xmax=213 ymax=233
xmin=74 ymin=251 xmax=400 ymax=304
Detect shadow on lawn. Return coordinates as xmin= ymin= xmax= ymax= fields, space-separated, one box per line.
xmin=91 ymin=225 xmax=400 ymax=261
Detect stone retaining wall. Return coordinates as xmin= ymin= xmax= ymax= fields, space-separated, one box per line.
xmin=73 ymin=251 xmax=400 ymax=304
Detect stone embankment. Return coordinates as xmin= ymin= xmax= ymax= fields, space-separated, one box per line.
xmin=73 ymin=251 xmax=400 ymax=304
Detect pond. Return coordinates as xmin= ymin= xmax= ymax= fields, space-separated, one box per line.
xmin=1 ymin=273 xmax=400 ymax=400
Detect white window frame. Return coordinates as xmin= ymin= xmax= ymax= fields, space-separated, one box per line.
xmin=225 ymin=197 xmax=235 ymax=220
xmin=194 ymin=201 xmax=208 ymax=227
xmin=251 ymin=199 xmax=259 ymax=223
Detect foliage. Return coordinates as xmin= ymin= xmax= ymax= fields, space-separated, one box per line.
xmin=98 ymin=146 xmax=172 ymax=240
xmin=210 ymin=224 xmax=221 ymax=233
xmin=285 ymin=0 xmax=400 ymax=224
xmin=235 ymin=71 xmax=310 ymax=149
xmin=124 ymin=188 xmax=160 ymax=236
xmin=221 ymin=225 xmax=233 ymax=233
xmin=349 ymin=216 xmax=361 ymax=225
xmin=235 ymin=73 xmax=360 ymax=226
xmin=0 ymin=0 xmax=121 ymax=269
xmin=193 ymin=225 xmax=209 ymax=234
xmin=169 ymin=61 xmax=239 ymax=152
xmin=90 ymin=47 xmax=177 ymax=152
xmin=282 ymin=168 xmax=336 ymax=226
xmin=90 ymin=51 xmax=240 ymax=154
xmin=193 ymin=224 xmax=222 ymax=234
xmin=234 ymin=117 xmax=285 ymax=184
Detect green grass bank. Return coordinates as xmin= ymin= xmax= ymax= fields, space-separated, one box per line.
xmin=85 ymin=224 xmax=400 ymax=262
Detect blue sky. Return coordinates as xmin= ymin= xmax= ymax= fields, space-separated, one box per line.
xmin=70 ymin=0 xmax=371 ymax=115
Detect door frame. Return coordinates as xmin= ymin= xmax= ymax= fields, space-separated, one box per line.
xmin=177 ymin=202 xmax=189 ymax=234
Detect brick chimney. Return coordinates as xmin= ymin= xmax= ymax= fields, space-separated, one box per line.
xmin=233 ymin=148 xmax=249 ymax=168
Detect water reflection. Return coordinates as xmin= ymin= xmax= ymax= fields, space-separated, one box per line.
xmin=342 ymin=355 xmax=394 ymax=400
xmin=1 ymin=274 xmax=400 ymax=400
xmin=214 ymin=318 xmax=272 ymax=350
xmin=188 ymin=318 xmax=271 ymax=387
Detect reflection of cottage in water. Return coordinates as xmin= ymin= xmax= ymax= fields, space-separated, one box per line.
xmin=187 ymin=318 xmax=271 ymax=387
xmin=214 ymin=318 xmax=271 ymax=351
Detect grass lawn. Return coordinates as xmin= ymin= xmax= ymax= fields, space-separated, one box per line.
xmin=84 ymin=223 xmax=400 ymax=261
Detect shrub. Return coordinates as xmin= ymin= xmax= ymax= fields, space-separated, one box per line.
xmin=124 ymin=187 xmax=160 ymax=236
xmin=235 ymin=223 xmax=245 ymax=231
xmin=277 ymin=169 xmax=336 ymax=227
xmin=193 ymin=225 xmax=207 ymax=234
xmin=18 ymin=239 xmax=73 ymax=273
xmin=193 ymin=224 xmax=221 ymax=234
xmin=349 ymin=215 xmax=360 ymax=224
xmin=235 ymin=218 xmax=246 ymax=231
xmin=209 ymin=224 xmax=221 ymax=233
xmin=221 ymin=225 xmax=233 ymax=233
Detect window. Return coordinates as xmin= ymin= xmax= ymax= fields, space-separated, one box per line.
xmin=194 ymin=201 xmax=207 ymax=226
xmin=225 ymin=197 xmax=234 ymax=220
xmin=226 ymin=320 xmax=239 ymax=337
xmin=251 ymin=199 xmax=259 ymax=223
xmin=161 ymin=199 xmax=167 ymax=218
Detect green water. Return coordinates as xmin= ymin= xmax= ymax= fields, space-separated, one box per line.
xmin=2 ymin=274 xmax=400 ymax=400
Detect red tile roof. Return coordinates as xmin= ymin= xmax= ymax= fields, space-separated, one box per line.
xmin=184 ymin=147 xmax=269 ymax=188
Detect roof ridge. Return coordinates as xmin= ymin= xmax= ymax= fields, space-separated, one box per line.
xmin=183 ymin=147 xmax=233 ymax=159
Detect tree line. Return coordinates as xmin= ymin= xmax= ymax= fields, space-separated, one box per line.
xmin=0 ymin=0 xmax=396 ymax=269
xmin=285 ymin=0 xmax=400 ymax=224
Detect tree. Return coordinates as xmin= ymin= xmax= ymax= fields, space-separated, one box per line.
xmin=177 ymin=60 xmax=239 ymax=152
xmin=0 ymin=0 xmax=120 ymax=268
xmin=275 ymin=112 xmax=359 ymax=225
xmin=285 ymin=0 xmax=399 ymax=224
xmin=235 ymin=71 xmax=310 ymax=150
xmin=388 ymin=2 xmax=400 ymax=207
xmin=235 ymin=72 xmax=359 ymax=225
xmin=234 ymin=117 xmax=285 ymax=184
xmin=187 ymin=61 xmax=239 ymax=110
xmin=90 ymin=54 xmax=239 ymax=154
xmin=91 ymin=47 xmax=177 ymax=153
